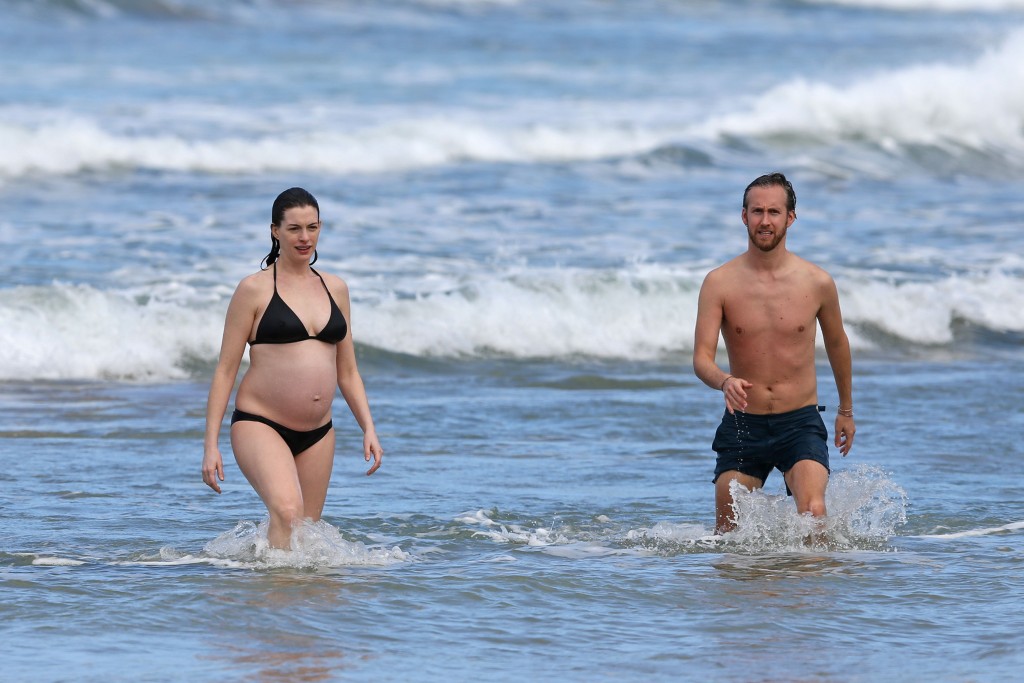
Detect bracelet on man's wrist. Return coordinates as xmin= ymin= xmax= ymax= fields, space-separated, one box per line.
xmin=837 ymin=406 xmax=854 ymax=417
xmin=720 ymin=375 xmax=733 ymax=391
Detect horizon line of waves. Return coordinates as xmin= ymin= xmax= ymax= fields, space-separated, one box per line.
xmin=3 ymin=113 xmax=1021 ymax=182
xmin=4 ymin=27 xmax=1024 ymax=182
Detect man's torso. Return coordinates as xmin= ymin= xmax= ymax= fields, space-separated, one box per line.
xmin=718 ymin=255 xmax=824 ymax=414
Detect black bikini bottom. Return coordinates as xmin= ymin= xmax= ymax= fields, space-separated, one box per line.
xmin=231 ymin=409 xmax=333 ymax=456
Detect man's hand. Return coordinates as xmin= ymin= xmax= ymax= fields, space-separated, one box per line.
xmin=722 ymin=376 xmax=752 ymax=414
xmin=834 ymin=415 xmax=855 ymax=456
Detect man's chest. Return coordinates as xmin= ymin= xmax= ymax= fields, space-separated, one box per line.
xmin=722 ymin=289 xmax=819 ymax=339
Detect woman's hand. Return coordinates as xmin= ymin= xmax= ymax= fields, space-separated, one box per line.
xmin=202 ymin=448 xmax=225 ymax=493
xmin=364 ymin=429 xmax=383 ymax=476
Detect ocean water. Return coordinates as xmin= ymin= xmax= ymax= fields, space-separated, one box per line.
xmin=2 ymin=0 xmax=1023 ymax=681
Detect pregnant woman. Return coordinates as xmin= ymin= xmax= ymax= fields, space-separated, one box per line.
xmin=202 ymin=187 xmax=383 ymax=548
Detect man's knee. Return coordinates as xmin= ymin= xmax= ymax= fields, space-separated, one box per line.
xmin=797 ymin=497 xmax=827 ymax=518
xmin=786 ymin=459 xmax=828 ymax=516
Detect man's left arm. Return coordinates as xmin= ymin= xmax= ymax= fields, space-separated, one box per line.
xmin=818 ymin=275 xmax=855 ymax=456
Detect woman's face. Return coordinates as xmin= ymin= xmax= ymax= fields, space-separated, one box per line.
xmin=272 ymin=204 xmax=321 ymax=262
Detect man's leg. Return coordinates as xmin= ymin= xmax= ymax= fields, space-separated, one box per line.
xmin=784 ymin=459 xmax=829 ymax=518
xmin=715 ymin=470 xmax=764 ymax=533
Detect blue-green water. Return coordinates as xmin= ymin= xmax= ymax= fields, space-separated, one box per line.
xmin=2 ymin=1 xmax=1024 ymax=681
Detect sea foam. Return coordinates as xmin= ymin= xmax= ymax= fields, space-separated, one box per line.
xmin=627 ymin=465 xmax=908 ymax=554
xmin=692 ymin=28 xmax=1024 ymax=164
xmin=456 ymin=465 xmax=907 ymax=556
xmin=200 ymin=519 xmax=409 ymax=569
xmin=3 ymin=266 xmax=1023 ymax=380
xmin=0 ymin=282 xmax=223 ymax=381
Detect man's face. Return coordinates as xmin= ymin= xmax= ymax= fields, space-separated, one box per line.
xmin=742 ymin=185 xmax=795 ymax=252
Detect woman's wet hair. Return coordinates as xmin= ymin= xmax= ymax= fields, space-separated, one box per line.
xmin=742 ymin=172 xmax=796 ymax=214
xmin=262 ymin=187 xmax=321 ymax=268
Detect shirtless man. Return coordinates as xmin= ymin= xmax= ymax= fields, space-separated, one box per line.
xmin=693 ymin=173 xmax=855 ymax=533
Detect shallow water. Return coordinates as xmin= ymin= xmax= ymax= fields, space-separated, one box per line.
xmin=5 ymin=357 xmax=1024 ymax=681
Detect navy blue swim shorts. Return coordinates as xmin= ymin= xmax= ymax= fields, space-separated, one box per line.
xmin=711 ymin=404 xmax=829 ymax=495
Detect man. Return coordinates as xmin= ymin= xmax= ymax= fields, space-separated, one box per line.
xmin=693 ymin=172 xmax=855 ymax=533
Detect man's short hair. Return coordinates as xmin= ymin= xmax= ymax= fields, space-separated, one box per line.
xmin=743 ymin=172 xmax=796 ymax=213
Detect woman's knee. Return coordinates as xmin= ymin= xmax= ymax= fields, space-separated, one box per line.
xmin=268 ymin=497 xmax=306 ymax=526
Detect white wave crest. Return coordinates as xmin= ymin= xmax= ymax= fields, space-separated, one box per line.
xmin=0 ymin=113 xmax=665 ymax=179
xmin=360 ymin=266 xmax=1024 ymax=358
xmin=31 ymin=556 xmax=87 ymax=566
xmin=841 ymin=270 xmax=1024 ymax=344
xmin=4 ymin=27 xmax=1024 ymax=180
xmin=2 ymin=266 xmax=1022 ymax=380
xmin=0 ymin=282 xmax=223 ymax=381
xmin=692 ymin=28 xmax=1024 ymax=158
xmin=360 ymin=264 xmax=703 ymax=360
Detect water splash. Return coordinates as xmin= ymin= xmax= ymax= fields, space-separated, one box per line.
xmin=625 ymin=465 xmax=907 ymax=555
xmin=725 ymin=464 xmax=908 ymax=552
xmin=199 ymin=519 xmax=409 ymax=570
xmin=624 ymin=522 xmax=723 ymax=552
xmin=456 ymin=509 xmax=575 ymax=546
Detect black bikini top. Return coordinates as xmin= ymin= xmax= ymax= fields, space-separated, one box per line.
xmin=250 ymin=264 xmax=348 ymax=346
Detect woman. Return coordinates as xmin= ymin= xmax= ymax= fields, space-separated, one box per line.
xmin=202 ymin=187 xmax=383 ymax=549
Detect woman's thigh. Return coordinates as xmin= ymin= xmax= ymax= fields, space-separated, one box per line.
xmin=293 ymin=429 xmax=336 ymax=520
xmin=230 ymin=421 xmax=304 ymax=512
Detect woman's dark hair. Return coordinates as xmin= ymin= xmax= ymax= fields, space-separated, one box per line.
xmin=262 ymin=187 xmax=321 ymax=268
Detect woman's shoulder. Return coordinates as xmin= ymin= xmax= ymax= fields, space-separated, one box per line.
xmin=233 ymin=268 xmax=274 ymax=299
xmin=314 ymin=269 xmax=350 ymax=296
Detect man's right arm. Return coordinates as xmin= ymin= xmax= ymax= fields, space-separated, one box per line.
xmin=693 ymin=272 xmax=733 ymax=390
xmin=694 ymin=271 xmax=750 ymax=414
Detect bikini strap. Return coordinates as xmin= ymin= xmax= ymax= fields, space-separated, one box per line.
xmin=310 ymin=267 xmax=329 ymax=290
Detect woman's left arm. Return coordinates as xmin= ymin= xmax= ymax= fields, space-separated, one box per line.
xmin=332 ymin=275 xmax=383 ymax=475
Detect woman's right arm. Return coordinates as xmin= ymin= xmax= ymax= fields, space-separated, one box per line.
xmin=202 ymin=279 xmax=258 ymax=493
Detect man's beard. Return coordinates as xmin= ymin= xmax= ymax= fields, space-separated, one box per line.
xmin=749 ymin=226 xmax=786 ymax=252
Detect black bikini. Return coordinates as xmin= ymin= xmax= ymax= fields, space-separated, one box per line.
xmin=249 ymin=264 xmax=347 ymax=346
xmin=232 ymin=264 xmax=348 ymax=456
xmin=231 ymin=409 xmax=334 ymax=456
